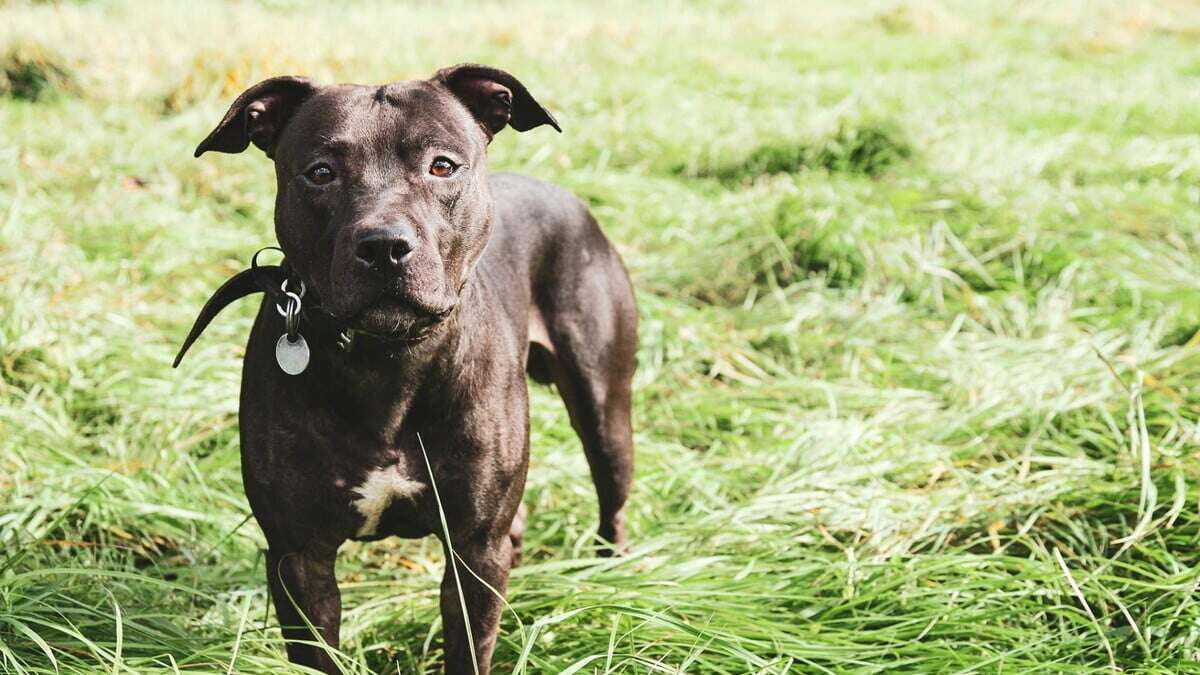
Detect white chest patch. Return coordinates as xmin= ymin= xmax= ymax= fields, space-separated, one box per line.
xmin=350 ymin=465 xmax=425 ymax=537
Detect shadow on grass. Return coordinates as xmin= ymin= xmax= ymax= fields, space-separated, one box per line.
xmin=0 ymin=41 xmax=75 ymax=101
xmin=690 ymin=122 xmax=914 ymax=182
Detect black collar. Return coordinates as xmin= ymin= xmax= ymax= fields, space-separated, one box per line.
xmin=174 ymin=247 xmax=456 ymax=369
xmin=173 ymin=247 xmax=348 ymax=368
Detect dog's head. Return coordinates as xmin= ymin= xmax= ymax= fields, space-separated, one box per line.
xmin=196 ymin=64 xmax=559 ymax=338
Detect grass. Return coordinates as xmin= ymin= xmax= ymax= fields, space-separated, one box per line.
xmin=2 ymin=0 xmax=1200 ymax=672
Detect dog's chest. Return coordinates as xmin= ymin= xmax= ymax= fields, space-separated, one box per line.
xmin=346 ymin=459 xmax=426 ymax=538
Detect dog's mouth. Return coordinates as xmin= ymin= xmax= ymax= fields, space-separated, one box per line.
xmin=347 ymin=294 xmax=455 ymax=341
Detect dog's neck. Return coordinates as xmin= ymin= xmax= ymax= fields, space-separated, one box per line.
xmin=287 ymin=278 xmax=482 ymax=422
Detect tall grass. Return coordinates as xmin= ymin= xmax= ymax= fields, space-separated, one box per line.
xmin=2 ymin=0 xmax=1200 ymax=672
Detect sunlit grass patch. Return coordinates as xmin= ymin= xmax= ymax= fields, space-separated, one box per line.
xmin=161 ymin=49 xmax=312 ymax=115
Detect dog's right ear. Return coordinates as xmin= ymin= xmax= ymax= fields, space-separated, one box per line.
xmin=194 ymin=76 xmax=317 ymax=159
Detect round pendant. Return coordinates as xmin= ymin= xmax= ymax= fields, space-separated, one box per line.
xmin=275 ymin=333 xmax=310 ymax=375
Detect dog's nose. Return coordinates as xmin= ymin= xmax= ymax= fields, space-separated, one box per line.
xmin=354 ymin=227 xmax=416 ymax=274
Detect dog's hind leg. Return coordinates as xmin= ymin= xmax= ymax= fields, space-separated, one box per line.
xmin=550 ymin=345 xmax=635 ymax=554
xmin=534 ymin=254 xmax=637 ymax=555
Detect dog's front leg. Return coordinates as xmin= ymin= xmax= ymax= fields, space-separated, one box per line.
xmin=438 ymin=533 xmax=513 ymax=675
xmin=266 ymin=547 xmax=342 ymax=674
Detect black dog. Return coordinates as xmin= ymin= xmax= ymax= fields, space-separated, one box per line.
xmin=177 ymin=64 xmax=637 ymax=674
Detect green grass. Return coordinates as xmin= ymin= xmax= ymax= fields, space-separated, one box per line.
xmin=3 ymin=0 xmax=1200 ymax=672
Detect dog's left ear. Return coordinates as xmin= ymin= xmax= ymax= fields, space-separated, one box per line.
xmin=433 ymin=64 xmax=561 ymax=140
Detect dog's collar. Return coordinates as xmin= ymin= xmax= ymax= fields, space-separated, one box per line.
xmin=173 ymin=247 xmax=374 ymax=371
xmin=173 ymin=247 xmax=322 ymax=369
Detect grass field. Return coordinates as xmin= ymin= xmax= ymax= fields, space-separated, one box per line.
xmin=3 ymin=1 xmax=1200 ymax=672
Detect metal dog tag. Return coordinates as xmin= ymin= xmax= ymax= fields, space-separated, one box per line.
xmin=275 ymin=333 xmax=310 ymax=375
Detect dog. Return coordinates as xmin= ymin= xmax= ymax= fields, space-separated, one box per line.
xmin=178 ymin=64 xmax=637 ymax=674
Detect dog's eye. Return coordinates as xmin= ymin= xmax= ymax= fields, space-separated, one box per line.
xmin=429 ymin=157 xmax=458 ymax=178
xmin=305 ymin=163 xmax=336 ymax=185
